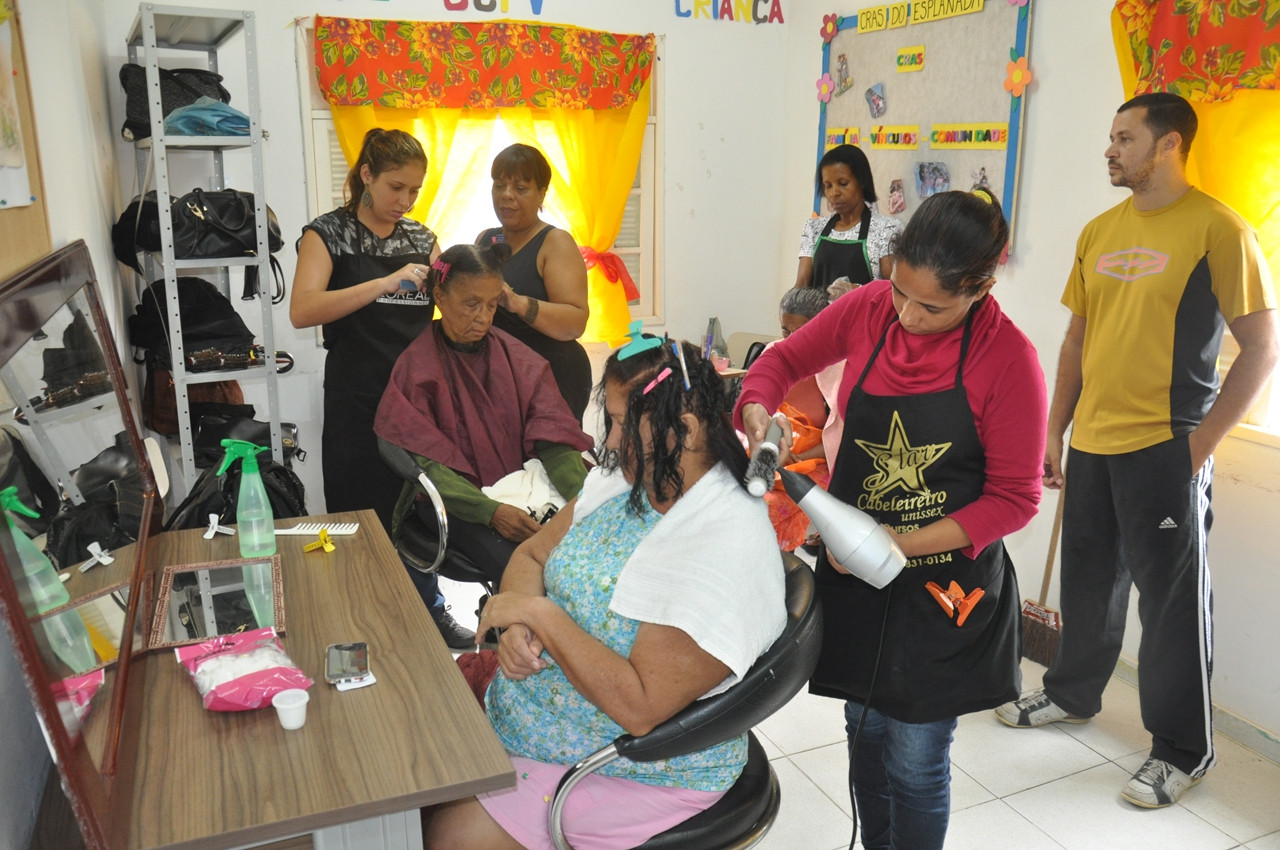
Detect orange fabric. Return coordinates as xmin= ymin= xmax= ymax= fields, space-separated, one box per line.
xmin=1112 ymin=3 xmax=1280 ymax=287
xmin=764 ymin=401 xmax=830 ymax=551
xmin=314 ymin=17 xmax=656 ymax=109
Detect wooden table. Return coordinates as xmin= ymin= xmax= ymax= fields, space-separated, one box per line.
xmin=126 ymin=510 xmax=514 ymax=850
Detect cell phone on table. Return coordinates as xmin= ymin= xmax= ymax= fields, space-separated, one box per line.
xmin=325 ymin=642 xmax=370 ymax=684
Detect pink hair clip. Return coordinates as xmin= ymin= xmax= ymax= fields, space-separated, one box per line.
xmin=431 ymin=259 xmax=451 ymax=281
xmin=642 ymin=367 xmax=673 ymax=395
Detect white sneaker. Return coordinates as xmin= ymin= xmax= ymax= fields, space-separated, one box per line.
xmin=1121 ymin=757 xmax=1200 ymax=808
xmin=994 ymin=688 xmax=1090 ymax=728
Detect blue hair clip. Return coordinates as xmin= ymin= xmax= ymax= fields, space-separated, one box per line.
xmin=672 ymin=341 xmax=691 ymax=390
xmin=617 ymin=320 xmax=664 ymax=361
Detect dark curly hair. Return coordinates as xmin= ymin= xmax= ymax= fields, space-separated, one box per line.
xmin=596 ymin=338 xmax=749 ymax=514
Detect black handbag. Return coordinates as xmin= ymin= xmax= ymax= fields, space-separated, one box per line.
xmin=112 ymin=189 xmax=286 ymax=302
xmin=119 ymin=63 xmax=231 ymax=141
xmin=193 ymin=415 xmax=305 ymax=469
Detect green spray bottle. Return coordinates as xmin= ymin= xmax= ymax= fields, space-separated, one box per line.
xmin=217 ymin=441 xmax=276 ymax=628
xmin=1 ymin=486 xmax=98 ymax=674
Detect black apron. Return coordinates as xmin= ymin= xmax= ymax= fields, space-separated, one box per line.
xmin=322 ymin=222 xmax=435 ymax=531
xmin=810 ymin=207 xmax=875 ymax=292
xmin=809 ymin=310 xmax=1021 ymax=723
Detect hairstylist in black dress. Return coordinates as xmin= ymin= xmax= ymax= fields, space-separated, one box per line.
xmin=290 ymin=128 xmax=473 ymax=648
xmin=794 ymin=144 xmax=902 ymax=300
xmin=477 ymin=143 xmax=592 ymax=422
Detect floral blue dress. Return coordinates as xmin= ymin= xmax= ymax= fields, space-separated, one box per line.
xmin=486 ymin=491 xmax=748 ymax=791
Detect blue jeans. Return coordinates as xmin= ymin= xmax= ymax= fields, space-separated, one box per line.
xmin=845 ymin=700 xmax=957 ymax=850
xmin=400 ymin=554 xmax=447 ymax=614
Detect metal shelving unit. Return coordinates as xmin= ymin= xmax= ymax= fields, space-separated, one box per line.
xmin=126 ymin=4 xmax=283 ymax=491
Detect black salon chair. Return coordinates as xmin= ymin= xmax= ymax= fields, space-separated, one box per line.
xmin=549 ymin=551 xmax=822 ymax=850
xmin=376 ymin=436 xmax=497 ymax=597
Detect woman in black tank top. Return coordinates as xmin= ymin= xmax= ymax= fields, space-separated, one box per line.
xmin=477 ymin=143 xmax=592 ymax=422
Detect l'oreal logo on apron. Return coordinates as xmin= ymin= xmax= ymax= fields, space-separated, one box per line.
xmin=375 ymin=290 xmax=432 ymax=306
xmin=851 ymin=410 xmax=951 ymax=510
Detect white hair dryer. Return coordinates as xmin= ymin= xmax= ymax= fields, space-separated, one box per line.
xmin=779 ymin=469 xmax=907 ymax=589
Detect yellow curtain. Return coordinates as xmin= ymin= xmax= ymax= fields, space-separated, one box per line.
xmin=327 ymin=101 xmax=650 ymax=347
xmin=329 ymin=95 xmax=645 ymax=344
xmin=1111 ymin=11 xmax=1280 ymax=286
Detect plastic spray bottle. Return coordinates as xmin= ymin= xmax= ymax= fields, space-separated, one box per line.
xmin=217 ymin=440 xmax=276 ymax=627
xmin=1 ymin=487 xmax=98 ymax=674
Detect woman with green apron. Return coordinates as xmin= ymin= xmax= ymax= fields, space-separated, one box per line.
xmin=290 ymin=128 xmax=473 ymax=649
xmin=741 ymin=190 xmax=1046 ymax=849
xmin=794 ymin=144 xmax=902 ymax=298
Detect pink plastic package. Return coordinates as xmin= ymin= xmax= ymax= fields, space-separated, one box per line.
xmin=176 ymin=627 xmax=312 ymax=712
xmin=50 ymin=669 xmax=106 ymax=742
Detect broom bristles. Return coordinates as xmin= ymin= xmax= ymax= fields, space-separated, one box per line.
xmin=1021 ymin=599 xmax=1060 ymax=667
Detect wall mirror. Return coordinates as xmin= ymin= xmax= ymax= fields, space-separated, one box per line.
xmin=0 ymin=241 xmax=158 ymax=849
xmin=149 ymin=555 xmax=284 ymax=649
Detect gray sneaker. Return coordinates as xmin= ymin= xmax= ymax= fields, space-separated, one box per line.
xmin=1122 ymin=757 xmax=1200 ymax=808
xmin=994 ymin=688 xmax=1090 ymax=728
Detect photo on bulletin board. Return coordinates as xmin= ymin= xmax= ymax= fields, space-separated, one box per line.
xmin=814 ymin=1 xmax=1033 ymax=244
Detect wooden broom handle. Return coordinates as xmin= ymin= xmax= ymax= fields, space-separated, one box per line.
xmin=1038 ymin=491 xmax=1065 ymax=607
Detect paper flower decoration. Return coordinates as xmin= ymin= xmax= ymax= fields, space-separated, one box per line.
xmin=1004 ymin=55 xmax=1032 ymax=98
xmin=1007 ymin=0 xmax=1029 ymax=5
xmin=820 ymin=14 xmax=840 ymax=43
xmin=816 ymin=73 xmax=835 ymax=102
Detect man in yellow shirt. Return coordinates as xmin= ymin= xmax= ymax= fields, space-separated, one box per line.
xmin=996 ymin=93 xmax=1279 ymax=808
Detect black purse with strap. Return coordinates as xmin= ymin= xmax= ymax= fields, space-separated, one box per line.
xmin=119 ymin=63 xmax=231 ymax=141
xmin=112 ymin=189 xmax=286 ymax=303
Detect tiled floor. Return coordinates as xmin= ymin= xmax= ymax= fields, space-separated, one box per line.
xmin=438 ymin=578 xmax=1280 ymax=850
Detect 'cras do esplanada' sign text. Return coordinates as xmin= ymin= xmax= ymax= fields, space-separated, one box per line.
xmin=675 ymin=0 xmax=785 ymax=24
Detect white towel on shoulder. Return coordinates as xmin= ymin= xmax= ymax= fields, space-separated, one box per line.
xmin=573 ymin=464 xmax=787 ymax=697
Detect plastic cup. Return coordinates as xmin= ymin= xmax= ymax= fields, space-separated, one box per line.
xmin=712 ymin=355 xmax=730 ymax=373
xmin=272 ymin=688 xmax=309 ymax=730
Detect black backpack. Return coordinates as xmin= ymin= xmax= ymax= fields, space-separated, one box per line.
xmin=127 ymin=277 xmax=256 ymax=370
xmin=43 ymin=433 xmax=146 ymax=570
xmin=164 ymin=457 xmax=307 ymax=532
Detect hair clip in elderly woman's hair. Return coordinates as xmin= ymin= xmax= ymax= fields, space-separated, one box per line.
xmin=672 ymin=340 xmax=691 ymax=390
xmin=617 ymin=320 xmax=664 ymax=360
xmin=431 ymin=259 xmax=451 ymax=282
xmin=971 ymin=188 xmax=996 ymax=205
xmin=642 ymin=367 xmax=673 ymax=395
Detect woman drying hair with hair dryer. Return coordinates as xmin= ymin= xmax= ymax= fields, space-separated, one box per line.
xmin=737 ymin=190 xmax=1047 ymax=849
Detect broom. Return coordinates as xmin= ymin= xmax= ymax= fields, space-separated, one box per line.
xmin=1021 ymin=492 xmax=1064 ymax=667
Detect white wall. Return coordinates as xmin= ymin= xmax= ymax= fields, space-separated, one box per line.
xmin=3 ymin=0 xmax=1277 ymax=842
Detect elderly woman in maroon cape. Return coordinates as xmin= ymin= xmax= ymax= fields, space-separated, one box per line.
xmin=374 ymin=242 xmax=593 ymax=587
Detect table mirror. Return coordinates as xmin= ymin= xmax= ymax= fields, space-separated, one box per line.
xmin=0 ymin=241 xmax=158 ymax=849
xmin=149 ymin=555 xmax=285 ymax=649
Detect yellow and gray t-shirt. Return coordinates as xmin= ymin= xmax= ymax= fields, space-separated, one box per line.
xmin=1063 ymin=188 xmax=1275 ymax=455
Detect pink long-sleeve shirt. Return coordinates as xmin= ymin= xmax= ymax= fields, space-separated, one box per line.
xmin=736 ymin=280 xmax=1046 ymax=558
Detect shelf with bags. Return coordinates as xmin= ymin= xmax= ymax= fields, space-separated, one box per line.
xmin=124 ymin=4 xmax=284 ymax=498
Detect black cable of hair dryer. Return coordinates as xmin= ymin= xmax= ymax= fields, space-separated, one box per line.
xmin=744 ymin=417 xmax=783 ymax=497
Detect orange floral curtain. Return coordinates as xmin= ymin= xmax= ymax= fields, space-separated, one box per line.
xmin=314 ymin=17 xmax=657 ymax=344
xmin=1112 ymin=1 xmax=1280 ymax=284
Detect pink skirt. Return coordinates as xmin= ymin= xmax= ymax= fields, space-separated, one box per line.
xmin=478 ymin=756 xmax=725 ymax=850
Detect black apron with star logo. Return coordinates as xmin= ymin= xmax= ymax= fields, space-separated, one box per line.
xmin=810 ymin=207 xmax=875 ymax=292
xmin=809 ymin=309 xmax=1021 ymax=723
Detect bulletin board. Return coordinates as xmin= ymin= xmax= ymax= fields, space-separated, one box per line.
xmin=815 ymin=1 xmax=1033 ymax=242
xmin=0 ymin=0 xmax=50 ymax=280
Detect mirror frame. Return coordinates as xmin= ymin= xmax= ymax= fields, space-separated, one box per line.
xmin=149 ymin=555 xmax=285 ymax=650
xmin=0 ymin=241 xmax=158 ymax=849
